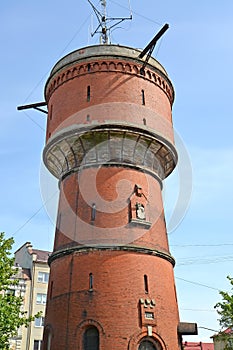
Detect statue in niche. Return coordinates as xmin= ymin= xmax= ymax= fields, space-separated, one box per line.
xmin=136 ymin=202 xmax=146 ymax=220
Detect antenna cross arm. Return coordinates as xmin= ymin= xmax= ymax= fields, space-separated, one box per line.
xmin=17 ymin=101 xmax=48 ymax=114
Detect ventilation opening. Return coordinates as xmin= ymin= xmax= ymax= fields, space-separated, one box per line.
xmin=89 ymin=273 xmax=93 ymax=290
xmin=144 ymin=274 xmax=149 ymax=294
xmin=140 ymin=68 xmax=145 ymax=76
xmin=49 ymin=281 xmax=53 ymax=300
xmin=87 ymin=85 xmax=91 ymax=102
xmin=91 ymin=203 xmax=96 ymax=221
xmin=141 ymin=89 xmax=145 ymax=105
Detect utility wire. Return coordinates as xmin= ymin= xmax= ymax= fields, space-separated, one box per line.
xmin=175 ymin=276 xmax=220 ymax=291
xmin=109 ymin=0 xmax=162 ymax=25
xmin=171 ymin=243 xmax=233 ymax=247
xmin=12 ymin=191 xmax=58 ymax=237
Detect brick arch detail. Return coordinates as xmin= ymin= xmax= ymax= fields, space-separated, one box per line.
xmin=128 ymin=329 xmax=167 ymax=350
xmin=75 ymin=319 xmax=105 ymax=350
xmin=43 ymin=324 xmax=54 ymax=350
xmin=46 ymin=60 xmax=174 ymax=104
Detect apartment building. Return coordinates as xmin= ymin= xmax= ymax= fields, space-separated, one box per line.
xmin=9 ymin=242 xmax=51 ymax=350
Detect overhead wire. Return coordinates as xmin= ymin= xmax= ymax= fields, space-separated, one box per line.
xmin=175 ymin=276 xmax=220 ymax=291
xmin=109 ymin=0 xmax=162 ymax=25
xmin=12 ymin=191 xmax=58 ymax=237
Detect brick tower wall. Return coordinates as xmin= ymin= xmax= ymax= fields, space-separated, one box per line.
xmin=42 ymin=45 xmax=181 ymax=350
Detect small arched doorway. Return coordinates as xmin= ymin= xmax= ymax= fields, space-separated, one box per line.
xmin=138 ymin=338 xmax=160 ymax=350
xmin=83 ymin=326 xmax=99 ymax=350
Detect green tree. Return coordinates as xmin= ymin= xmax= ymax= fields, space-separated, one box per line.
xmin=0 ymin=232 xmax=40 ymax=349
xmin=214 ymin=276 xmax=233 ymax=350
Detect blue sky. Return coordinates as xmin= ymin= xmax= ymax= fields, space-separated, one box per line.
xmin=1 ymin=0 xmax=233 ymax=343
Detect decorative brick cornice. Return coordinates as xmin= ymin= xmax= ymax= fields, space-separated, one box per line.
xmin=48 ymin=245 xmax=175 ymax=267
xmin=45 ymin=59 xmax=174 ymax=104
xmin=43 ymin=124 xmax=177 ymax=181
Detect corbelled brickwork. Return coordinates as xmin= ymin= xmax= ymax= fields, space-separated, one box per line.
xmin=42 ymin=44 xmax=182 ymax=350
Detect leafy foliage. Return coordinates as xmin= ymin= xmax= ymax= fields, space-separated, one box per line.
xmin=0 ymin=232 xmax=40 ymax=349
xmin=214 ymin=276 xmax=233 ymax=350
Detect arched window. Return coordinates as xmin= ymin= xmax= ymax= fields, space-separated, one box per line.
xmin=43 ymin=327 xmax=52 ymax=350
xmin=139 ymin=339 xmax=157 ymax=350
xmin=83 ymin=326 xmax=99 ymax=350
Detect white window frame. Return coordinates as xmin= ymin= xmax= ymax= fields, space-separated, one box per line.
xmin=35 ymin=316 xmax=44 ymax=327
xmin=33 ymin=340 xmax=42 ymax=350
xmin=36 ymin=293 xmax=47 ymax=305
xmin=38 ymin=271 xmax=49 ymax=283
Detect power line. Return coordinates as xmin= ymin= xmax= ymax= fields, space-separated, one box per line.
xmin=109 ymin=0 xmax=162 ymax=25
xmin=12 ymin=191 xmax=58 ymax=237
xmin=175 ymin=276 xmax=220 ymax=291
xmin=180 ymin=308 xmax=215 ymax=313
xmin=177 ymin=255 xmax=233 ymax=266
xmin=171 ymin=243 xmax=233 ymax=247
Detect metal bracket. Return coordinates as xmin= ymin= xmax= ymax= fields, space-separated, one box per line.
xmin=17 ymin=101 xmax=48 ymax=114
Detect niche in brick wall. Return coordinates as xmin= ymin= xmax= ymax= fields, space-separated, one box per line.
xmin=129 ymin=184 xmax=151 ymax=229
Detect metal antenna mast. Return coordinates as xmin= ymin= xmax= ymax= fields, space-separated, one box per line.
xmin=139 ymin=23 xmax=169 ymax=69
xmin=87 ymin=0 xmax=132 ymax=44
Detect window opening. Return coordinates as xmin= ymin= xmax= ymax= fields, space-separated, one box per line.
xmin=49 ymin=105 xmax=53 ymax=120
xmin=144 ymin=275 xmax=149 ymax=294
xmin=141 ymin=90 xmax=145 ymax=105
xmin=87 ymin=114 xmax=90 ymax=122
xmin=35 ymin=316 xmax=45 ymax=327
xmin=87 ymin=85 xmax=91 ymax=102
xmin=50 ymin=281 xmax=53 ymax=300
xmin=89 ymin=273 xmax=93 ymax=290
xmin=38 ymin=272 xmax=49 ymax=283
xmin=83 ymin=326 xmax=99 ymax=350
xmin=143 ymin=118 xmax=146 ymax=125
xmin=91 ymin=203 xmax=96 ymax=221
xmin=33 ymin=340 xmax=42 ymax=350
xmin=36 ymin=293 xmax=47 ymax=304
xmin=140 ymin=68 xmax=145 ymax=76
xmin=87 ymin=64 xmax=91 ymax=72
xmin=139 ymin=340 xmax=157 ymax=350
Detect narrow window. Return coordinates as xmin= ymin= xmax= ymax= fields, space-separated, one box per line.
xmin=143 ymin=118 xmax=146 ymax=125
xmin=140 ymin=68 xmax=145 ymax=76
xmin=49 ymin=281 xmax=53 ymax=300
xmin=144 ymin=274 xmax=149 ymax=294
xmin=87 ymin=85 xmax=91 ymax=102
xmin=49 ymin=105 xmax=53 ymax=120
xmin=91 ymin=203 xmax=96 ymax=221
xmin=56 ymin=213 xmax=61 ymax=230
xmin=86 ymin=114 xmax=90 ymax=122
xmin=87 ymin=63 xmax=91 ymax=72
xmin=43 ymin=328 xmax=52 ymax=350
xmin=89 ymin=273 xmax=93 ymax=290
xmin=33 ymin=340 xmax=42 ymax=350
xmin=83 ymin=326 xmax=99 ymax=350
xmin=141 ymin=89 xmax=145 ymax=105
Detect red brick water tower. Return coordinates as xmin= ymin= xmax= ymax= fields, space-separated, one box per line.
xmin=40 ymin=28 xmax=197 ymax=350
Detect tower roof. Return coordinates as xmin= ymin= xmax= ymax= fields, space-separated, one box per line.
xmin=48 ymin=44 xmax=168 ymax=78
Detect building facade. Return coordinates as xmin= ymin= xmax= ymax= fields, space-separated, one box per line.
xmin=212 ymin=328 xmax=233 ymax=350
xmin=183 ymin=342 xmax=214 ymax=350
xmin=11 ymin=242 xmax=51 ymax=350
xmin=41 ymin=44 xmax=197 ymax=350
